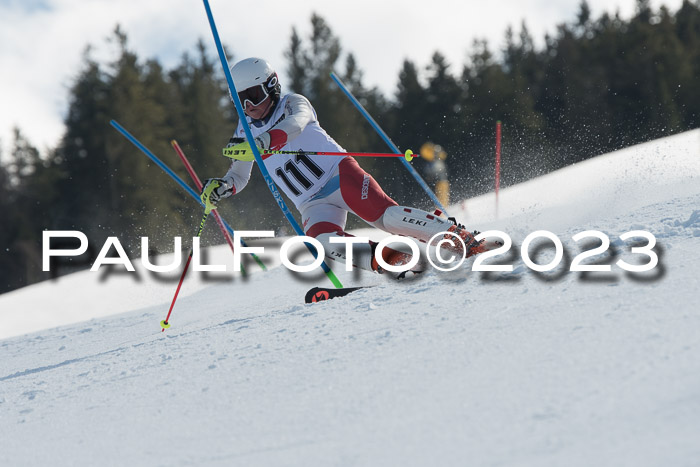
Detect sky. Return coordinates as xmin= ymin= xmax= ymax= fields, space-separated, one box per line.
xmin=0 ymin=0 xmax=684 ymax=159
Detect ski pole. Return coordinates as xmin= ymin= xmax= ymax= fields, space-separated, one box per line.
xmin=223 ymin=147 xmax=416 ymax=161
xmin=172 ymin=140 xmax=243 ymax=270
xmin=110 ymin=120 xmax=267 ymax=271
xmin=172 ymin=140 xmax=266 ymax=274
xmin=160 ymin=206 xmax=212 ymax=331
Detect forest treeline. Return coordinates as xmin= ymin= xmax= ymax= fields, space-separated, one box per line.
xmin=1 ymin=0 xmax=699 ymax=292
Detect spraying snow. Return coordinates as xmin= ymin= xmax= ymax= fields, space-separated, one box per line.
xmin=1 ymin=130 xmax=699 ymax=466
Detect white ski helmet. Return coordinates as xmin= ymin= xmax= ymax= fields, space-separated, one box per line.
xmin=230 ymin=57 xmax=281 ymax=108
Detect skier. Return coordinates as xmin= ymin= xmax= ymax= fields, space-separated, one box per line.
xmin=201 ymin=57 xmax=486 ymax=276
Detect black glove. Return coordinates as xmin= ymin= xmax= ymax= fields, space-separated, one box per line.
xmin=447 ymin=217 xmax=465 ymax=229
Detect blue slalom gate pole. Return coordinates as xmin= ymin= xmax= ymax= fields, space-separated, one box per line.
xmin=109 ymin=119 xmax=266 ymax=270
xmin=330 ymin=72 xmax=450 ymax=216
xmin=111 ymin=120 xmax=201 ymax=201
xmin=201 ymin=0 xmax=343 ymax=288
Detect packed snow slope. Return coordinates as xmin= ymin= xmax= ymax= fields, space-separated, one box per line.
xmin=1 ymin=129 xmax=699 ymax=466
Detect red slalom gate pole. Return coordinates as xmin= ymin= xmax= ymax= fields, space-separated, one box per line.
xmin=171 ymin=140 xmax=245 ymax=273
xmin=172 ymin=140 xmax=268 ymax=273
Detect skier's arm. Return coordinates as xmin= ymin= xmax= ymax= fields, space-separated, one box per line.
xmin=200 ymin=159 xmax=253 ymax=205
xmin=221 ymin=130 xmax=254 ymax=194
xmin=256 ymin=94 xmax=315 ymax=150
xmin=222 ymin=159 xmax=254 ymax=194
xmin=201 ymin=132 xmax=254 ymax=203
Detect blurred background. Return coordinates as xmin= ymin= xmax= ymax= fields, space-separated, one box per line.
xmin=1 ymin=0 xmax=698 ymax=293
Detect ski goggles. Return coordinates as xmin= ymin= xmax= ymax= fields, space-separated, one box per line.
xmin=238 ymin=74 xmax=278 ymax=109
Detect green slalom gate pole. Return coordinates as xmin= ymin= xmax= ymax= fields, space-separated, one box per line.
xmin=202 ymin=0 xmax=343 ymax=289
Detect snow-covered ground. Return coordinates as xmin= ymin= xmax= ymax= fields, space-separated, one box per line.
xmin=1 ymin=130 xmax=699 ymax=466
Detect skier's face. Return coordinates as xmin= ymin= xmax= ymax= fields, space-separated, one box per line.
xmin=244 ymin=96 xmax=274 ymax=120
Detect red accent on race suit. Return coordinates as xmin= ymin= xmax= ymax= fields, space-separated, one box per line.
xmin=338 ymin=157 xmax=397 ymax=223
xmin=268 ymin=129 xmax=288 ymax=150
xmin=305 ymin=222 xmax=345 ymax=238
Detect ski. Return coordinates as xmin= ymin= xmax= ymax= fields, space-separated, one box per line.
xmin=305 ymin=286 xmax=371 ymax=303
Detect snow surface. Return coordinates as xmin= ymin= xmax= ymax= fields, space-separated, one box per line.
xmin=1 ymin=129 xmax=699 ymax=466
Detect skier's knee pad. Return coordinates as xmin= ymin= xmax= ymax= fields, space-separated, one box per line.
xmin=379 ymin=206 xmax=452 ymax=242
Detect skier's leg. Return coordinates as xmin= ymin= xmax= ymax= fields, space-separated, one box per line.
xmin=377 ymin=206 xmax=485 ymax=257
xmin=301 ymin=189 xmax=377 ymax=272
xmin=336 ymin=157 xmax=483 ymax=259
xmin=336 ymin=157 xmax=397 ymax=223
xmin=301 ymin=160 xmax=412 ymax=274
